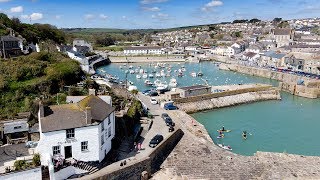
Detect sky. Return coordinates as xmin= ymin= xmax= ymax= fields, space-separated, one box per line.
xmin=0 ymin=0 xmax=320 ymax=29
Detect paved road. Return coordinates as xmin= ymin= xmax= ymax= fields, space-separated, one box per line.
xmin=132 ymin=93 xmax=178 ymax=158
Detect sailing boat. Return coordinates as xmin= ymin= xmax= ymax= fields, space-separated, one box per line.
xmin=198 ymin=63 xmax=204 ymax=77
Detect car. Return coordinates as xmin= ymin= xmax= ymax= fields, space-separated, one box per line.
xmin=150 ymin=98 xmax=158 ymax=105
xmin=149 ymin=134 xmax=164 ymax=148
xmin=148 ymin=91 xmax=159 ymax=97
xmin=142 ymin=89 xmax=151 ymax=94
xmin=169 ymin=125 xmax=174 ymax=132
xmin=161 ymin=113 xmax=170 ymax=120
xmin=164 ymin=104 xmax=178 ymax=110
xmin=164 ymin=117 xmax=173 ymax=126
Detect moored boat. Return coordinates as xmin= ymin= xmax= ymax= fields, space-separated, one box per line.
xmin=136 ymin=75 xmax=141 ymax=79
xmin=169 ymin=78 xmax=177 ymax=87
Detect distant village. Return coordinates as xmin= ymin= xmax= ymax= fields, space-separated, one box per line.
xmin=1 ymin=17 xmax=320 ymax=179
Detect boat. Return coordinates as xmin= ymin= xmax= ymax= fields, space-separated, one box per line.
xmin=154 ymin=79 xmax=162 ymax=87
xmin=198 ymin=63 xmax=204 ymax=76
xmin=144 ymin=80 xmax=154 ymax=86
xmin=129 ymin=65 xmax=133 ymax=69
xmin=149 ymin=74 xmax=154 ymax=78
xmin=169 ymin=78 xmax=177 ymax=88
xmin=139 ymin=69 xmax=144 ymax=74
xmin=178 ymin=72 xmax=183 ymax=77
xmin=136 ymin=75 xmax=141 ymax=79
xmin=160 ymin=71 xmax=166 ymax=77
xmin=217 ymin=134 xmax=224 ymax=139
xmin=119 ymin=66 xmax=123 ymax=69
xmin=155 ymin=73 xmax=161 ymax=77
xmin=129 ymin=81 xmax=134 ymax=85
xmin=181 ymin=68 xmax=186 ymax=72
xmin=218 ymin=144 xmax=232 ymax=151
xmin=129 ymin=70 xmax=135 ymax=74
xmin=128 ymin=86 xmax=137 ymax=91
xmin=125 ymin=70 xmax=129 ymax=74
xmin=190 ymin=72 xmax=197 ymax=77
xmin=142 ymin=73 xmax=148 ymax=79
xmin=135 ymin=69 xmax=139 ymax=73
xmin=157 ymin=84 xmax=168 ymax=91
xmin=165 ymin=74 xmax=171 ymax=77
xmin=217 ymin=129 xmax=231 ymax=133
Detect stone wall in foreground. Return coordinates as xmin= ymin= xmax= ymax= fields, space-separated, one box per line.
xmin=177 ymin=89 xmax=281 ymax=113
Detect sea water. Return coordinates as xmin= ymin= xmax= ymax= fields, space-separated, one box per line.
xmin=97 ymin=62 xmax=320 ymax=156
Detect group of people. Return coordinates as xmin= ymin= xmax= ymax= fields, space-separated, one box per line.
xmin=218 ymin=126 xmax=248 ymax=140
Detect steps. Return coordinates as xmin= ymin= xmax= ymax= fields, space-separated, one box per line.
xmin=73 ymin=161 xmax=100 ymax=174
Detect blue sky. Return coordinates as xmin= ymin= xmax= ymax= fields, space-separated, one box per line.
xmin=0 ymin=0 xmax=320 ymax=29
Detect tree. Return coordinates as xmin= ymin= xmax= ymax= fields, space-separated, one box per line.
xmin=233 ymin=19 xmax=248 ymax=23
xmin=95 ymin=35 xmax=115 ymax=46
xmin=249 ymin=18 xmax=261 ymax=23
xmin=32 ymin=154 xmax=41 ymax=166
xmin=273 ymin=18 xmax=282 ymax=22
xmin=277 ymin=21 xmax=290 ymax=28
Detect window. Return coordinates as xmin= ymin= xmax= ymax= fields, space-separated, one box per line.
xmin=101 ymin=135 xmax=104 ymax=146
xmin=66 ymin=128 xmax=75 ymax=139
xmin=101 ymin=122 xmax=104 ymax=132
xmin=108 ymin=127 xmax=111 ymax=138
xmin=14 ymin=126 xmax=22 ymax=129
xmin=108 ymin=115 xmax=111 ymax=125
xmin=53 ymin=146 xmax=61 ymax=155
xmin=81 ymin=141 xmax=88 ymax=152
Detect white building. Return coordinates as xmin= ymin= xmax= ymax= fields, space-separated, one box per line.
xmin=123 ymin=46 xmax=164 ymax=55
xmin=212 ymin=46 xmax=236 ymax=57
xmin=73 ymin=39 xmax=93 ymax=51
xmin=36 ymin=95 xmax=115 ymax=166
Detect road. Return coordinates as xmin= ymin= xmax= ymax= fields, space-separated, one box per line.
xmin=133 ymin=93 xmax=178 ymax=158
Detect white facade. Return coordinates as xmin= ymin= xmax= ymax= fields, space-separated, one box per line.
xmin=212 ymin=47 xmax=235 ymax=57
xmin=124 ymin=47 xmax=163 ymax=55
xmin=36 ymin=112 xmax=115 ymax=166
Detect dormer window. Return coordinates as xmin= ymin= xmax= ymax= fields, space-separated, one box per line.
xmin=14 ymin=126 xmax=22 ymax=129
xmin=66 ymin=128 xmax=75 ymax=139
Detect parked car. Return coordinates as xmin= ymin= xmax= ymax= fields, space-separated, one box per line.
xmin=161 ymin=113 xmax=170 ymax=120
xmin=142 ymin=89 xmax=151 ymax=94
xmin=148 ymin=91 xmax=159 ymax=97
xmin=169 ymin=125 xmax=174 ymax=132
xmin=150 ymin=97 xmax=158 ymax=105
xmin=164 ymin=104 xmax=178 ymax=110
xmin=164 ymin=117 xmax=173 ymax=126
xmin=149 ymin=134 xmax=164 ymax=148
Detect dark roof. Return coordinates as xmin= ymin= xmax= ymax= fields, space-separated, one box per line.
xmin=4 ymin=120 xmax=29 ymax=134
xmin=273 ymin=28 xmax=292 ymax=35
xmin=179 ymin=85 xmax=210 ymax=91
xmin=244 ymin=52 xmax=257 ymax=58
xmin=0 ymin=144 xmax=30 ymax=167
xmin=124 ymin=46 xmax=162 ymax=50
xmin=0 ymin=35 xmax=21 ymax=42
xmin=289 ymin=44 xmax=320 ymax=48
xmin=40 ymin=95 xmax=115 ymax=133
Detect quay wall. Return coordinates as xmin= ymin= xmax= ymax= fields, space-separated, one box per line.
xmin=108 ymin=56 xmax=185 ymax=63
xmin=220 ymin=63 xmax=320 ymax=98
xmin=177 ymin=89 xmax=281 ymax=113
xmin=82 ymin=129 xmax=184 ymax=180
xmin=173 ymin=84 xmax=274 ymax=104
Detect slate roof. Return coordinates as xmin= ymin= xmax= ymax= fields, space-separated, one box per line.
xmin=274 ymin=28 xmax=291 ymax=35
xmin=40 ymin=95 xmax=115 ymax=133
xmin=244 ymin=52 xmax=258 ymax=58
xmin=262 ymin=51 xmax=286 ymax=59
xmin=3 ymin=120 xmax=29 ymax=134
xmin=179 ymin=85 xmax=210 ymax=91
xmin=0 ymin=35 xmax=21 ymax=42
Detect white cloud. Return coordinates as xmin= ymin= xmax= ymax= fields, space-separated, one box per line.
xmin=55 ymin=15 xmax=61 ymax=19
xmin=20 ymin=12 xmax=43 ymax=21
xmin=10 ymin=6 xmax=23 ymax=13
xmin=0 ymin=0 xmax=11 ymax=2
xmin=122 ymin=16 xmax=127 ymax=19
xmin=151 ymin=13 xmax=170 ymax=21
xmin=202 ymin=0 xmax=223 ymax=12
xmin=84 ymin=14 xmax=95 ymax=21
xmin=142 ymin=6 xmax=161 ymax=11
xmin=30 ymin=13 xmax=43 ymax=20
xmin=140 ymin=0 xmax=168 ymax=4
xmin=99 ymin=14 xmax=108 ymax=20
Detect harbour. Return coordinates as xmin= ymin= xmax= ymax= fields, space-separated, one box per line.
xmin=96 ymin=61 xmax=320 ymax=156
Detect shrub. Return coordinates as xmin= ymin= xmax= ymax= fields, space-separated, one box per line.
xmin=32 ymin=154 xmax=41 ymax=166
xmin=14 ymin=160 xmax=29 ymax=171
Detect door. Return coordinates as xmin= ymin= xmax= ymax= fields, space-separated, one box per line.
xmin=64 ymin=146 xmax=72 ymax=159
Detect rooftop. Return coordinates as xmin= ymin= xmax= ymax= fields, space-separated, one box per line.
xmin=273 ymin=28 xmax=292 ymax=35
xmin=179 ymin=85 xmax=210 ymax=91
xmin=40 ymin=95 xmax=115 ymax=133
xmin=0 ymin=36 xmax=21 ymax=42
xmin=124 ymin=46 xmax=162 ymax=50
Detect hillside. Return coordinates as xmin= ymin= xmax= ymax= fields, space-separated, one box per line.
xmin=0 ymin=52 xmax=85 ymax=120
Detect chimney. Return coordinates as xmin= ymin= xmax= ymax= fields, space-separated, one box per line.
xmin=85 ymin=107 xmax=92 ymax=124
xmin=39 ymin=101 xmax=44 ymax=118
xmin=88 ymin=88 xmax=96 ymax=96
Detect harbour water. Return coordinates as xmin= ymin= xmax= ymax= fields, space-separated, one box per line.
xmin=97 ymin=62 xmax=320 ymax=156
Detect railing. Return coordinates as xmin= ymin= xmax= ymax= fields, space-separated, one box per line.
xmin=7 ymin=137 xmax=28 ymax=144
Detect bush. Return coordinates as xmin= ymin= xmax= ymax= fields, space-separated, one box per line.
xmin=32 ymin=154 xmax=41 ymax=166
xmin=14 ymin=160 xmax=29 ymax=171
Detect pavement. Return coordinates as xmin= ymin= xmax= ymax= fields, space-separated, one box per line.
xmin=122 ymin=92 xmax=179 ymax=159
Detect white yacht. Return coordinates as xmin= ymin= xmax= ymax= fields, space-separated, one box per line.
xmin=155 ymin=72 xmax=161 ymax=77
xmin=169 ymin=78 xmax=178 ymax=88
xmin=190 ymin=72 xmax=197 ymax=77
xmin=149 ymin=74 xmax=154 ymax=78
xmin=136 ymin=75 xmax=141 ymax=79
xmin=142 ymin=73 xmax=148 ymax=79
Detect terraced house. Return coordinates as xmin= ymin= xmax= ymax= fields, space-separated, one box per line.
xmin=36 ymin=94 xmax=115 ymax=167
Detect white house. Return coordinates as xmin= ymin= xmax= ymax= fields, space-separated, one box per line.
xmin=73 ymin=39 xmax=93 ymax=51
xmin=123 ymin=46 xmax=163 ymax=55
xmin=36 ymin=95 xmax=115 ymax=166
xmin=212 ymin=46 xmax=236 ymax=57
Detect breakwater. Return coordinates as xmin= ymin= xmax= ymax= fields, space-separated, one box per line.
xmin=220 ymin=63 xmax=320 ymax=99
xmin=172 ymin=84 xmax=281 ymax=113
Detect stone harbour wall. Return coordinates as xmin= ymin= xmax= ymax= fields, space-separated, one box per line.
xmin=109 ymin=56 xmax=185 ymax=63
xmin=220 ymin=63 xmax=320 ymax=99
xmin=82 ymin=129 xmax=184 ymax=180
xmin=177 ymin=89 xmax=281 ymax=113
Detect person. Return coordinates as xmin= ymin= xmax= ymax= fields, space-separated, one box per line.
xmin=219 ymin=130 xmax=223 ymax=135
xmin=222 ymin=126 xmax=225 ymax=131
xmin=242 ymin=131 xmax=247 ymax=139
